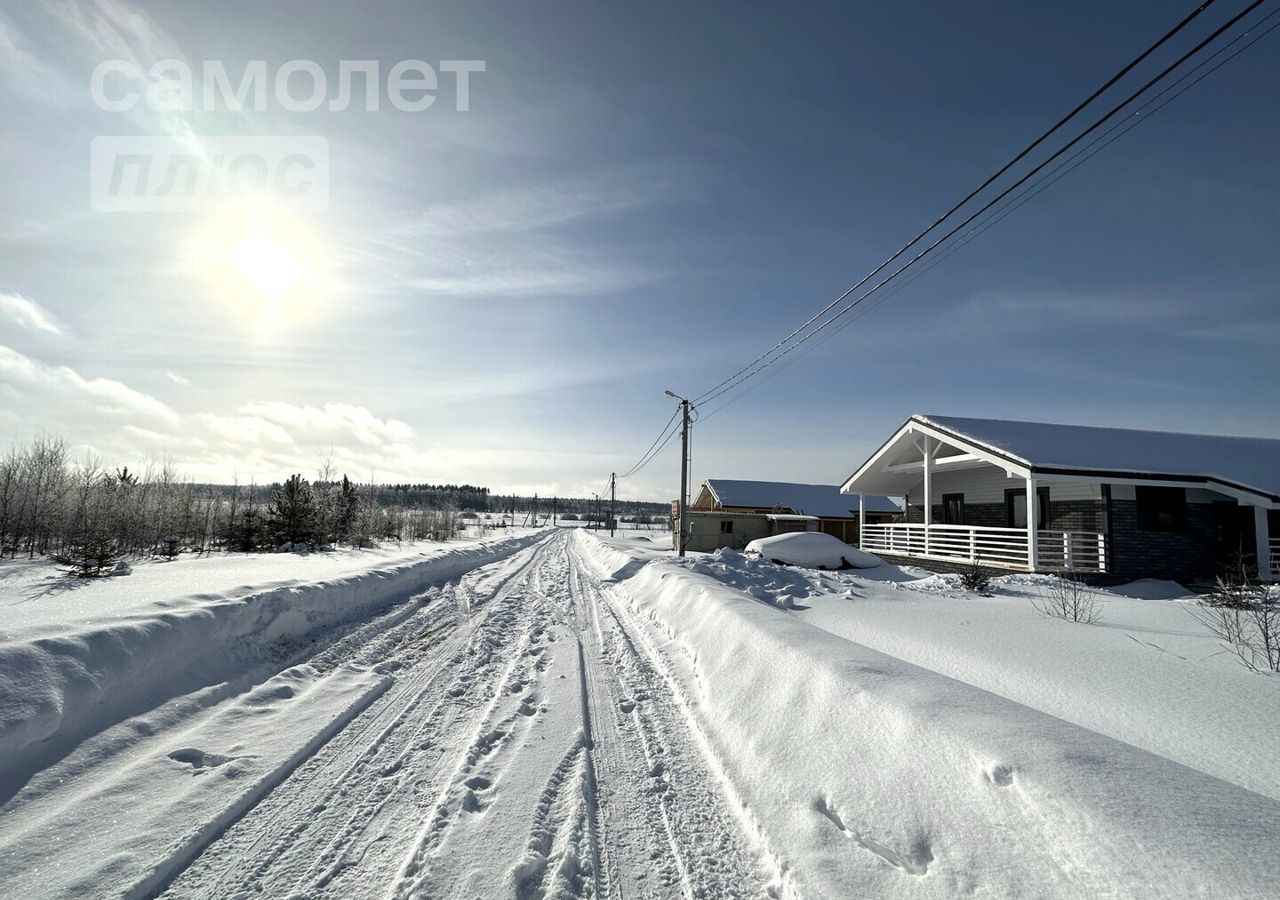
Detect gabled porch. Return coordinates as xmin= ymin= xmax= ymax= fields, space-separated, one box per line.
xmin=843 ymin=419 xmax=1109 ymax=574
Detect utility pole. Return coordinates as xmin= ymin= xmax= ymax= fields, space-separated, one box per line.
xmin=552 ymin=496 xmax=557 ymax=526
xmin=665 ymin=391 xmax=692 ymax=557
xmin=609 ymin=473 xmax=616 ymax=537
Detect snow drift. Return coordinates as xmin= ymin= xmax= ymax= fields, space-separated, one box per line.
xmin=0 ymin=532 xmax=544 ymax=799
xmin=585 ymin=540 xmax=1280 ymax=898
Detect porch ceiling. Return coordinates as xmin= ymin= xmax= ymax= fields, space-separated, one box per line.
xmin=841 ymin=418 xmax=1028 ymax=495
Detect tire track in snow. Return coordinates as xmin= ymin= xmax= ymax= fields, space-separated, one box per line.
xmin=568 ymin=536 xmax=789 ymax=899
xmin=273 ymin=541 xmax=556 ymax=898
xmin=157 ymin=537 xmax=554 ymax=900
xmin=389 ymin=542 xmax=566 ymax=899
xmin=163 ymin=531 xmax=774 ymax=900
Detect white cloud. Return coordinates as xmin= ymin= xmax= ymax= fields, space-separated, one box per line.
xmin=0 ymin=11 xmax=61 ymax=93
xmin=0 ymin=292 xmax=64 ymax=335
xmin=956 ymin=289 xmax=1189 ymax=327
xmin=354 ymin=164 xmax=692 ymax=301
xmin=194 ymin=413 xmax=294 ymax=447
xmin=121 ymin=424 xmax=205 ymax=449
xmin=45 ymin=0 xmax=205 ymax=144
xmin=239 ymin=401 xmax=414 ymax=446
xmin=1177 ymin=319 xmax=1280 ymax=345
xmin=403 ymin=165 xmax=694 ymax=237
xmin=0 ymin=344 xmax=178 ymax=425
xmin=406 ymin=264 xmax=653 ymax=298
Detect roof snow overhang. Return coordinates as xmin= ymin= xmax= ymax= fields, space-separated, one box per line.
xmin=841 ymin=415 xmax=1280 ymax=507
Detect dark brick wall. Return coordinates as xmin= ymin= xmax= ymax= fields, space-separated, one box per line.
xmin=897 ymin=493 xmax=1228 ymax=582
xmin=1107 ymin=498 xmax=1216 ymax=583
xmin=905 ymin=499 xmax=1103 ymax=531
xmin=1051 ymin=500 xmax=1106 ymax=533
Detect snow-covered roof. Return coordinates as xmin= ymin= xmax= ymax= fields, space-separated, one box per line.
xmin=705 ymin=479 xmax=902 ymax=517
xmin=919 ymin=415 xmax=1280 ymax=500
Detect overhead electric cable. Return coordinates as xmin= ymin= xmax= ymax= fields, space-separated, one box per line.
xmin=694 ymin=0 xmax=1268 ymax=408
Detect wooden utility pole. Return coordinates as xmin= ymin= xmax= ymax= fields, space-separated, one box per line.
xmin=678 ymin=398 xmax=690 ymax=556
xmin=609 ymin=473 xmax=616 ymax=537
xmin=552 ymin=496 xmax=558 ymax=526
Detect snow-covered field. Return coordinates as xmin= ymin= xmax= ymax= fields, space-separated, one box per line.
xmin=0 ymin=528 xmax=1276 ymax=898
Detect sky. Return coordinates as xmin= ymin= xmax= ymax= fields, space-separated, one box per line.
xmin=0 ymin=0 xmax=1277 ymax=501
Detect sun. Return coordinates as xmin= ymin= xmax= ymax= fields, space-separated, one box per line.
xmin=233 ymin=230 xmax=301 ymax=298
xmin=186 ymin=201 xmax=335 ymax=332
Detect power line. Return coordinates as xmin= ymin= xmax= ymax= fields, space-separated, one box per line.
xmin=698 ymin=6 xmax=1280 ymax=423
xmin=607 ymin=1 xmax=1272 ymax=498
xmin=616 ymin=405 xmax=682 ymax=480
xmin=692 ymin=0 xmax=1224 ymax=406
xmin=694 ymin=0 xmax=1269 ymax=409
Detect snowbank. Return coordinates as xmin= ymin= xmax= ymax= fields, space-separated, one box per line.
xmin=0 ymin=531 xmax=544 ymax=799
xmin=797 ymin=572 xmax=1280 ymax=802
xmin=679 ymin=548 xmax=822 ymax=609
xmin=0 ymin=532 xmax=537 ymax=637
xmin=604 ymin=551 xmax=1280 ymax=898
xmin=744 ymin=532 xmax=880 ymax=569
xmin=0 ymin=662 xmax=388 ymax=900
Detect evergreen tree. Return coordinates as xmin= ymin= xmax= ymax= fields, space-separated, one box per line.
xmin=336 ymin=475 xmax=359 ymax=544
xmin=268 ymin=474 xmax=316 ymax=548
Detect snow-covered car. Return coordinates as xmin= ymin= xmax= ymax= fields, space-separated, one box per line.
xmin=743 ymin=531 xmax=881 ymax=570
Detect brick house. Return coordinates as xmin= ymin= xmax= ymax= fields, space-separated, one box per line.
xmin=840 ymin=414 xmax=1279 ymax=583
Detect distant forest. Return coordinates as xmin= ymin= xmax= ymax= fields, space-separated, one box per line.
xmin=200 ymin=482 xmax=669 ymax=517
xmin=0 ymin=435 xmax=669 ymax=573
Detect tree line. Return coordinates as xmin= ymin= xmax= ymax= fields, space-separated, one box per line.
xmin=0 ymin=437 xmax=465 ymax=576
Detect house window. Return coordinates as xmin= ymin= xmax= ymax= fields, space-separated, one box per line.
xmin=1136 ymin=486 xmax=1186 ymax=533
xmin=942 ymin=493 xmax=965 ymax=525
xmin=1006 ymin=487 xmax=1050 ymax=529
xmin=720 ymin=520 xmax=734 ymax=534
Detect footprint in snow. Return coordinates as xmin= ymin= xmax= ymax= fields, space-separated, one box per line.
xmin=168 ymin=748 xmax=236 ymax=773
xmin=984 ymin=764 xmax=1016 ymax=787
xmin=814 ymin=796 xmax=934 ymax=876
xmin=462 ymin=775 xmax=496 ymax=813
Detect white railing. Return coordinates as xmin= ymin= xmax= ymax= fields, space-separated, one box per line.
xmin=1270 ymin=538 xmax=1279 ymax=575
xmin=860 ymin=523 xmax=1107 ymax=573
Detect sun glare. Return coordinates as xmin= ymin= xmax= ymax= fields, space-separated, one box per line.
xmin=187 ymin=202 xmax=334 ymax=333
xmin=233 ymin=230 xmax=301 ymax=298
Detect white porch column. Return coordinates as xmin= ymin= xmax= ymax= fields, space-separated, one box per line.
xmin=922 ymin=439 xmax=932 ymax=556
xmin=1256 ymin=506 xmax=1273 ymax=581
xmin=1026 ymin=475 xmax=1039 ymax=573
xmin=858 ymin=492 xmax=866 ymax=549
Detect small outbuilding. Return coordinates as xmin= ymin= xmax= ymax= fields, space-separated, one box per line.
xmin=677 ymin=479 xmax=902 ymax=552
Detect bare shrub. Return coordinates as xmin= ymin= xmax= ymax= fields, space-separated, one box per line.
xmin=1191 ymin=558 xmax=1279 ymax=674
xmin=1032 ymin=572 xmax=1104 ymax=624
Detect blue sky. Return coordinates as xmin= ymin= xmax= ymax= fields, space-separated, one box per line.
xmin=0 ymin=0 xmax=1276 ymax=499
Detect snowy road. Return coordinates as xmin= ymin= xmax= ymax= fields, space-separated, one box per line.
xmin=145 ymin=530 xmax=770 ymax=900
xmin=6 ymin=529 xmax=1275 ymax=899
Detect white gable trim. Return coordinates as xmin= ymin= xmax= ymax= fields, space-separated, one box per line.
xmin=841 ymin=416 xmax=1029 ymax=494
